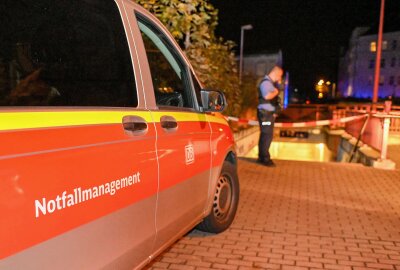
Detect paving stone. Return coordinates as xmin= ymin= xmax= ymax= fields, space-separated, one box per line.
xmin=145 ymin=159 xmax=400 ymax=269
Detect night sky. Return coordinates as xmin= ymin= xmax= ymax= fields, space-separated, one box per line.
xmin=210 ymin=0 xmax=399 ymax=98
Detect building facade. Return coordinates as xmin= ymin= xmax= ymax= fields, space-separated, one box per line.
xmin=241 ymin=51 xmax=280 ymax=80
xmin=338 ymin=29 xmax=400 ymax=99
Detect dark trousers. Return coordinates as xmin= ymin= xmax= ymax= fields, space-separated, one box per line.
xmin=257 ymin=109 xmax=275 ymax=162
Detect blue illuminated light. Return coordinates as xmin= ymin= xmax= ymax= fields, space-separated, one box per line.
xmin=283 ymin=72 xmax=289 ymax=109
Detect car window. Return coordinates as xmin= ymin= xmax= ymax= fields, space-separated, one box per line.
xmin=0 ymin=0 xmax=137 ymax=107
xmin=136 ymin=15 xmax=195 ymax=109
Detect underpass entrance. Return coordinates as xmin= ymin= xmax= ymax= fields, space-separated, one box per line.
xmin=245 ymin=127 xmax=335 ymax=162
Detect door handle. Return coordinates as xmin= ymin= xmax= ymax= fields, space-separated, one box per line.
xmin=122 ymin=115 xmax=148 ymax=136
xmin=160 ymin=115 xmax=178 ymax=132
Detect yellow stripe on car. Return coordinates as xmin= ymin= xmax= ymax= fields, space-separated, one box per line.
xmin=0 ymin=111 xmax=153 ymax=131
xmin=150 ymin=111 xmax=228 ymax=126
xmin=0 ymin=111 xmax=228 ymax=131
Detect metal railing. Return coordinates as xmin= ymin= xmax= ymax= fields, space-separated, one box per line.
xmin=371 ymin=113 xmax=400 ymax=160
xmin=230 ymin=102 xmax=399 ymax=166
xmin=282 ymin=103 xmax=400 ymax=134
xmin=332 ymin=103 xmax=400 ymax=134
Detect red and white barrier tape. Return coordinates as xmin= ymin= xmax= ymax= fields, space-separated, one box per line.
xmin=225 ymin=114 xmax=368 ymax=128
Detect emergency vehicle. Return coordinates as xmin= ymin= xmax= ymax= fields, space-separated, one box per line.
xmin=0 ymin=0 xmax=239 ymax=269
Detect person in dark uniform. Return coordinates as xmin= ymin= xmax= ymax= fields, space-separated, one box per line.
xmin=257 ymin=65 xmax=283 ymax=167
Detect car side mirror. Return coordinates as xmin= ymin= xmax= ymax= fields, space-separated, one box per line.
xmin=200 ymin=90 xmax=227 ymax=112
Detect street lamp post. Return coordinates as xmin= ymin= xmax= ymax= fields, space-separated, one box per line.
xmin=239 ymin=24 xmax=253 ymax=85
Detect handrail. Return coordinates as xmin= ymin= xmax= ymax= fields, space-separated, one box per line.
xmin=373 ymin=112 xmax=400 ymax=118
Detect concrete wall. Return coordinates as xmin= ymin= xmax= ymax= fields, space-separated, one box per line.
xmin=234 ymin=126 xmax=259 ymax=157
xmin=337 ymin=132 xmax=395 ymax=169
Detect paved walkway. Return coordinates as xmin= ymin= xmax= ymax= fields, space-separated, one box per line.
xmin=146 ymin=159 xmax=400 ymax=270
xmin=389 ymin=144 xmax=400 ymax=169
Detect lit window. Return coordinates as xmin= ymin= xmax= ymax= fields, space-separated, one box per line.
xmin=382 ymin=40 xmax=388 ymax=50
xmin=370 ymin=42 xmax=376 ymax=52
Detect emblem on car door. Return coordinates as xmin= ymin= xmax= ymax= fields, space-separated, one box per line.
xmin=185 ymin=144 xmax=195 ymax=165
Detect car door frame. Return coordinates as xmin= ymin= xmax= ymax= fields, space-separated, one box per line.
xmin=122 ymin=0 xmax=214 ymax=255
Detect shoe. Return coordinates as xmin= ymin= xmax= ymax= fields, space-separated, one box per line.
xmin=257 ymin=159 xmax=276 ymax=167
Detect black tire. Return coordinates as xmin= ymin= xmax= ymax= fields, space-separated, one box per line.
xmin=197 ymin=161 xmax=239 ymax=233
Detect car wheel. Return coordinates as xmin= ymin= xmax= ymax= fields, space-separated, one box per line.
xmin=197 ymin=161 xmax=239 ymax=233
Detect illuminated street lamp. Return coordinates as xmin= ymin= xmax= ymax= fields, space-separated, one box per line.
xmin=315 ymin=78 xmax=335 ymax=99
xmin=315 ymin=79 xmax=328 ymax=94
xmin=239 ymin=24 xmax=253 ymax=85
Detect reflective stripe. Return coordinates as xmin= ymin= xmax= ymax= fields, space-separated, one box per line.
xmin=205 ymin=113 xmax=230 ymax=126
xmin=0 ymin=111 xmax=151 ymax=131
xmin=150 ymin=111 xmax=228 ymax=126
xmin=0 ymin=111 xmax=228 ymax=131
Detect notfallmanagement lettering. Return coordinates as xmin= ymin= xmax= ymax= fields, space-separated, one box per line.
xmin=35 ymin=172 xmax=141 ymax=218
